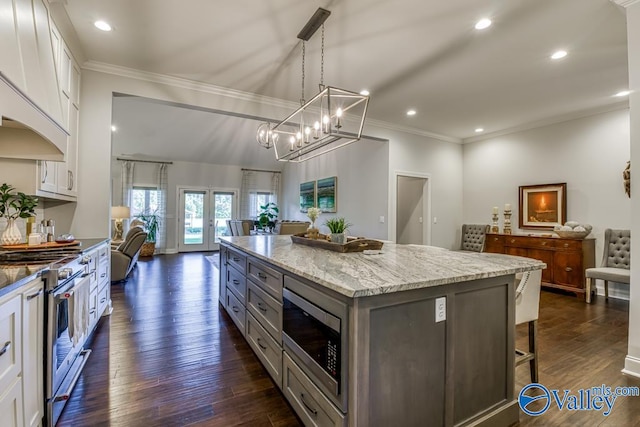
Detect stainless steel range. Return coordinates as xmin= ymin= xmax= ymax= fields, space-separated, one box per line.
xmin=44 ymin=254 xmax=92 ymax=426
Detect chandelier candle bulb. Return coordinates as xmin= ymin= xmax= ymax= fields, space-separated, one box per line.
xmin=493 ymin=206 xmax=499 ymax=214
xmin=505 ymin=203 xmax=511 ymax=211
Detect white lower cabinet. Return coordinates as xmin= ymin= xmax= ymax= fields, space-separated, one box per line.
xmin=0 ymin=278 xmax=44 ymax=427
xmin=22 ymin=279 xmax=44 ymax=427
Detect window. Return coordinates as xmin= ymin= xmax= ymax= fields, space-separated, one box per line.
xmin=250 ymin=191 xmax=276 ymax=218
xmin=132 ymin=186 xmax=159 ymax=216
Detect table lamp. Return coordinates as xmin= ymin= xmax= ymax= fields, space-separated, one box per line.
xmin=111 ymin=206 xmax=131 ymax=241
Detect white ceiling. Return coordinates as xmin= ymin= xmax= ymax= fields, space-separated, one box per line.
xmin=63 ymin=0 xmax=629 ymax=166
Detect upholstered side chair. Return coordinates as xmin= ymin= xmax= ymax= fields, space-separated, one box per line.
xmin=585 ymin=229 xmax=630 ymax=303
xmin=111 ymin=227 xmax=147 ymax=283
xmin=460 ymin=224 xmax=490 ymax=252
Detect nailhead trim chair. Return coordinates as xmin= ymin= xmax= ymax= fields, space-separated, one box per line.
xmin=585 ymin=229 xmax=630 ymax=303
xmin=460 ymin=224 xmax=490 ymax=252
xmin=515 ymin=269 xmax=543 ymax=383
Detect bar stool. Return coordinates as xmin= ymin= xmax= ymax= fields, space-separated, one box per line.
xmin=515 ymin=269 xmax=542 ymax=383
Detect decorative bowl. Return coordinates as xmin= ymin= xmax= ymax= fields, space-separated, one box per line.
xmin=553 ymin=230 xmax=591 ymax=239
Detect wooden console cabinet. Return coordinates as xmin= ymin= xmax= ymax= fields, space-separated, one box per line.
xmin=485 ymin=233 xmax=595 ymax=297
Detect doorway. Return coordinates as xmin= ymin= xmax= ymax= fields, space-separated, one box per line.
xmin=177 ymin=187 xmax=237 ymax=252
xmin=396 ymin=174 xmax=430 ymax=245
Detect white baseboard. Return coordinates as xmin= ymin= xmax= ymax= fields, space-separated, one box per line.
xmin=593 ymin=281 xmax=630 ymax=301
xmin=164 ymin=248 xmax=178 ymax=254
xmin=623 ymin=356 xmax=640 ymax=378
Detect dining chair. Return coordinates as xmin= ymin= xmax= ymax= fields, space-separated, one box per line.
xmin=515 ymin=269 xmax=542 ymax=383
xmin=585 ymin=229 xmax=630 ymax=303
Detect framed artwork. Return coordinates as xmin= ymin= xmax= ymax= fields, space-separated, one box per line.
xmin=300 ymin=181 xmax=315 ymax=212
xmin=316 ymin=176 xmax=337 ymax=213
xmin=519 ymin=183 xmax=567 ymax=229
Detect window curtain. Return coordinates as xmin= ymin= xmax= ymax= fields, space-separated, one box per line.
xmin=240 ymin=170 xmax=281 ymax=219
xmin=155 ymin=163 xmax=168 ymax=254
xmin=121 ymin=161 xmax=135 ymax=207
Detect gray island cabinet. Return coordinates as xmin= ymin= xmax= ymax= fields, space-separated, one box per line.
xmin=218 ymin=236 xmax=544 ymax=427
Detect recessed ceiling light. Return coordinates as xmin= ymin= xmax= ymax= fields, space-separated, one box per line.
xmin=406 ymin=110 xmax=416 ymax=116
xmin=475 ymin=18 xmax=492 ymax=30
xmin=111 ymin=125 xmax=117 ymax=132
xmin=360 ymin=90 xmax=370 ymax=96
xmin=475 ymin=128 xmax=484 ymax=133
xmin=551 ymin=50 xmax=567 ymax=60
xmin=94 ymin=20 xmax=112 ymax=32
xmin=615 ymin=90 xmax=631 ymax=97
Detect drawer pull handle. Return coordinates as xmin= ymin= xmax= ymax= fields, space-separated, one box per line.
xmin=232 ymin=306 xmax=240 ymax=313
xmin=27 ymin=288 xmax=43 ymax=300
xmin=564 ymin=243 xmax=569 ymax=247
xmin=541 ymin=242 xmax=547 ymax=246
xmin=100 ymin=298 xmax=106 ymax=303
xmin=89 ymin=310 xmax=96 ymax=315
xmin=233 ymin=279 xmax=240 ymax=285
xmin=232 ymin=257 xmax=240 ymax=262
xmin=0 ymin=341 xmax=11 ymax=357
xmin=510 ymin=239 xmax=515 ymax=243
xmin=300 ymin=393 xmax=318 ymax=416
xmin=257 ymin=302 xmax=267 ymax=312
xmin=565 ymin=267 xmax=573 ymax=272
xmin=494 ymin=237 xmax=499 ymax=241
xmin=257 ymin=272 xmax=268 ymax=280
xmin=257 ymin=338 xmax=267 ymax=350
xmin=100 ymin=273 xmax=106 ymax=278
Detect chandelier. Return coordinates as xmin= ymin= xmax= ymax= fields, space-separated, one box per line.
xmin=256 ymin=8 xmax=369 ymax=162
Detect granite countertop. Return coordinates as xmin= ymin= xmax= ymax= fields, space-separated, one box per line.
xmin=221 ymin=235 xmax=546 ymax=298
xmin=0 ymin=237 xmax=109 ymax=299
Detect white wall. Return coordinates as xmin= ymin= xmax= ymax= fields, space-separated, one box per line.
xmin=463 ymin=108 xmax=631 ymax=297
xmin=388 ymin=133 xmax=464 ymax=249
xmin=624 ymin=0 xmax=640 ymax=378
xmin=281 ymin=137 xmax=389 ymax=240
xmin=111 ymin=157 xmax=243 ymax=251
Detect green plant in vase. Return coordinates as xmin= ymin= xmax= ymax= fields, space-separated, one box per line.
xmin=258 ymin=202 xmax=279 ymax=231
xmin=135 ymin=210 xmax=159 ymax=256
xmin=324 ymin=217 xmax=352 ymax=244
xmin=0 ymin=183 xmax=38 ymax=245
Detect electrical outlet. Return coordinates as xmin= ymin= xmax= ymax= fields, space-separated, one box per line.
xmin=435 ymin=297 xmax=446 ymax=322
xmin=379 ymin=216 xmax=385 ymax=223
xmin=433 ymin=217 xmax=437 ymax=224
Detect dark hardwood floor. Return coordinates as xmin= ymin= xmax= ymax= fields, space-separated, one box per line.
xmin=58 ymin=252 xmax=640 ymax=426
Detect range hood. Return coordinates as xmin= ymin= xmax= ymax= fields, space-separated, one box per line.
xmin=0 ymin=73 xmax=67 ymax=161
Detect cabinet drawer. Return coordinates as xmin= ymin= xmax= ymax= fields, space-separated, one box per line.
xmin=283 ymin=352 xmax=345 ymax=427
xmin=98 ymin=243 xmax=109 ymax=260
xmin=553 ymin=252 xmax=584 ymax=289
xmin=226 ymin=267 xmax=247 ymax=305
xmin=226 ymin=290 xmax=245 ymax=336
xmin=98 ymin=285 xmax=109 ymax=316
xmin=89 ymin=289 xmax=98 ymax=327
xmin=246 ymin=313 xmax=282 ymax=388
xmin=248 ymin=258 xmax=282 ymax=300
xmin=484 ymin=235 xmax=504 ymax=253
xmin=227 ymin=248 xmax=247 ymax=274
xmin=554 ymin=239 xmax=582 ymax=250
xmin=247 ymin=280 xmax=282 ymax=342
xmin=505 ymin=236 xmax=554 ymax=249
xmin=97 ymin=258 xmax=109 ymax=287
xmin=0 ymin=295 xmax=21 ymax=395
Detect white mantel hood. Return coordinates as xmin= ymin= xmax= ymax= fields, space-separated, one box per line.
xmin=0 ymin=73 xmax=67 ymax=162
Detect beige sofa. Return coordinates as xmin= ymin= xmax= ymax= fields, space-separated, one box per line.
xmin=274 ymin=221 xmax=310 ymax=235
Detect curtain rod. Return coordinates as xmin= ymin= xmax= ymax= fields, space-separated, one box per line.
xmin=117 ymin=157 xmax=173 ymax=165
xmin=241 ymin=168 xmax=281 ymax=173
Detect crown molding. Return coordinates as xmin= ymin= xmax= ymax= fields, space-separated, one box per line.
xmin=462 ymin=101 xmax=629 ymax=144
xmin=611 ymin=0 xmax=640 ymax=7
xmin=82 ymin=61 xmax=462 ymax=145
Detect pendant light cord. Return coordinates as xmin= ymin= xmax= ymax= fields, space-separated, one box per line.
xmin=320 ymin=24 xmax=325 ymax=90
xmin=301 ymin=41 xmax=306 ymax=105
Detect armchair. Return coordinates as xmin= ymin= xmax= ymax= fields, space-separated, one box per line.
xmin=111 ymin=227 xmax=147 ymax=283
xmin=585 ymin=229 xmax=630 ymax=303
xmin=275 ymin=221 xmax=310 ymax=235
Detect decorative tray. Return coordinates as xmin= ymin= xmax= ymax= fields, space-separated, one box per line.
xmin=290 ymin=233 xmax=384 ymax=253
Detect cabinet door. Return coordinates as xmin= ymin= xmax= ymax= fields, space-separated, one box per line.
xmin=0 ymin=0 xmax=25 ymax=89
xmin=14 ymin=0 xmax=47 ymax=113
xmin=0 ymin=294 xmax=21 ymax=395
xmin=22 ymin=279 xmax=44 ymax=427
xmin=57 ymin=103 xmax=77 ymax=195
xmin=554 ymin=251 xmax=583 ymax=289
xmin=528 ymin=249 xmax=555 ymax=284
xmin=32 ymin=0 xmax=61 ymax=122
xmin=505 ymin=246 xmax=527 ymax=257
xmin=38 ymin=160 xmax=57 ymax=193
xmin=0 ymin=377 xmax=24 ymax=427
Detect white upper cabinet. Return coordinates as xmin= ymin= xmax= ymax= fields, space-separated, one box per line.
xmin=0 ymin=0 xmax=25 ymax=89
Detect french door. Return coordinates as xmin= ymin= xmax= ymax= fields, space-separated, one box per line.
xmin=177 ymin=187 xmax=237 ymax=252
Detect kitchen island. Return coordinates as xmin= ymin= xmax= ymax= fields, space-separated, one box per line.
xmin=219 ymin=235 xmax=545 ymax=427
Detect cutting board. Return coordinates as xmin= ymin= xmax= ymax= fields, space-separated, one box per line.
xmin=1 ymin=240 xmax=80 ymax=251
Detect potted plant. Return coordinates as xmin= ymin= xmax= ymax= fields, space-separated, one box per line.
xmin=0 ymin=183 xmax=38 ymax=245
xmin=135 ymin=210 xmax=159 ymax=256
xmin=324 ymin=217 xmax=352 ymax=244
xmin=306 ymin=207 xmax=322 ymax=239
xmin=257 ymin=202 xmax=279 ymax=231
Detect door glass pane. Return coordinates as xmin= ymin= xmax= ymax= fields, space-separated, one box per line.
xmin=184 ymin=192 xmax=204 ymax=245
xmin=214 ymin=192 xmax=233 ymax=242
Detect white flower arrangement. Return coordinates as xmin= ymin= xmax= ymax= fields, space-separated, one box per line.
xmin=306 ymin=207 xmax=322 ymax=223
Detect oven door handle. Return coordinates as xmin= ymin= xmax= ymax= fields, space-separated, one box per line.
xmin=51 ymin=349 xmax=92 ymax=402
